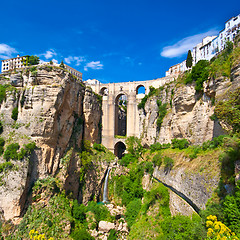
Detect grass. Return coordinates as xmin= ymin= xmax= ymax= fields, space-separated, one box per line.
xmin=147 ymin=147 xmax=222 ymax=178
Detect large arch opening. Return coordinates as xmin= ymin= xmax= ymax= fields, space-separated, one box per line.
xmin=100 ymin=87 xmax=108 ymax=96
xmin=115 ymin=94 xmax=127 ymax=137
xmin=136 ymin=85 xmax=146 ymax=95
xmin=114 ymin=142 xmax=126 ymax=159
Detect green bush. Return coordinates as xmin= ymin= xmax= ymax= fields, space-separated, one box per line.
xmin=71 ymin=224 xmax=94 ymax=240
xmin=0 ymin=137 xmax=5 ymax=147
xmin=189 ymin=146 xmax=200 ymax=159
xmin=11 ymin=107 xmax=18 ymax=121
xmin=3 ymin=143 xmax=20 ymax=161
xmin=72 ymin=200 xmax=86 ymax=223
xmin=24 ymin=142 xmax=36 ymax=154
xmin=125 ymin=198 xmax=142 ymax=228
xmin=184 ymin=60 xmax=209 ymax=91
xmin=93 ymin=143 xmax=105 ymax=152
xmin=87 ymin=201 xmax=112 ymax=224
xmin=119 ymin=154 xmax=137 ymax=166
xmin=202 ymin=135 xmax=226 ymax=151
xmin=0 ymin=162 xmax=13 ymax=173
xmin=0 ymin=84 xmax=7 ymax=104
xmin=156 ymin=100 xmax=167 ymax=129
xmin=108 ymin=229 xmax=117 ymax=240
xmin=144 ymin=162 xmax=154 ymax=175
xmin=126 ymin=136 xmax=144 ymax=159
xmin=171 ymin=138 xmax=189 ymax=149
xmin=150 ymin=142 xmax=162 ymax=152
xmin=161 ymin=215 xmax=206 ymax=240
xmin=164 ymin=156 xmax=174 ymax=171
xmin=152 ymin=152 xmax=162 ymax=167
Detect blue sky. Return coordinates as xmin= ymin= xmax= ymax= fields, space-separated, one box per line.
xmin=0 ymin=0 xmax=239 ymax=83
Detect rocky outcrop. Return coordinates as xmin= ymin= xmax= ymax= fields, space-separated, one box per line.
xmin=139 ymin=63 xmax=240 ymax=146
xmin=0 ymin=66 xmax=102 ymax=220
xmin=153 ymin=158 xmax=220 ymax=212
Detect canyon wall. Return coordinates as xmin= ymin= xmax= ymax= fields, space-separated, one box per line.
xmin=0 ymin=66 xmax=102 ymax=221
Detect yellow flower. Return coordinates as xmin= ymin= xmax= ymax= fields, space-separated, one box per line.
xmin=206 ymin=220 xmax=213 ymax=227
xmin=207 ymin=228 xmax=214 ymax=237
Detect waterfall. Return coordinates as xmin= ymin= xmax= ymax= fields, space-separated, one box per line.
xmin=103 ymin=167 xmax=111 ymax=203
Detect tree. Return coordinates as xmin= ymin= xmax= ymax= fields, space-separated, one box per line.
xmin=186 ymin=50 xmax=193 ymax=68
xmin=22 ymin=55 xmax=39 ymax=66
xmin=49 ymin=60 xmax=53 ymax=65
xmin=59 ymin=61 xmax=65 ymax=68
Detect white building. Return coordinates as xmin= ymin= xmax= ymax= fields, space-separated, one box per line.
xmin=165 ymin=60 xmax=187 ymax=77
xmin=166 ymin=13 xmax=240 ymax=77
xmin=217 ymin=14 xmax=240 ymax=52
xmin=64 ymin=64 xmax=82 ymax=81
xmin=85 ymin=79 xmax=100 ymax=85
xmin=1 ymin=55 xmax=26 ymax=72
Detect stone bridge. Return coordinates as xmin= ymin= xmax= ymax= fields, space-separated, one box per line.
xmin=86 ymin=76 xmax=174 ymax=158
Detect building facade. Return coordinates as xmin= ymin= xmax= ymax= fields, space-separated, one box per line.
xmin=1 ymin=55 xmax=26 ymax=72
xmin=64 ymin=64 xmax=82 ymax=81
xmin=166 ymin=13 xmax=240 ymax=77
xmin=165 ymin=60 xmax=187 ymax=77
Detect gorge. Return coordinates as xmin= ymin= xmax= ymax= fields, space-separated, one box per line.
xmin=0 ymin=38 xmax=240 ymax=239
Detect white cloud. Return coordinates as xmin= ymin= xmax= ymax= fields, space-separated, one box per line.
xmin=84 ymin=61 xmax=103 ymax=71
xmin=161 ymin=29 xmax=218 ymax=58
xmin=0 ymin=43 xmax=18 ymax=59
xmin=64 ymin=56 xmax=85 ymax=66
xmin=43 ymin=49 xmax=57 ymax=59
xmin=52 ymin=59 xmax=58 ymax=64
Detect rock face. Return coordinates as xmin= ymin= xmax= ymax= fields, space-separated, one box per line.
xmin=0 ymin=66 xmax=102 ymax=220
xmin=139 ymin=63 xmax=240 ymax=146
xmin=98 ymin=221 xmax=115 ymax=232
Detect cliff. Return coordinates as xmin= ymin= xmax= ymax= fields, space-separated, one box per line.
xmin=0 ymin=65 xmax=102 ymax=221
xmin=139 ymin=62 xmax=240 ymax=147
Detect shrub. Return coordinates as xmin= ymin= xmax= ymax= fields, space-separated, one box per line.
xmin=3 ymin=143 xmax=20 ymax=161
xmin=184 ymin=60 xmax=209 ymax=91
xmin=126 ymin=136 xmax=144 ymax=159
xmin=152 ymin=152 xmax=162 ymax=167
xmin=72 ymin=200 xmax=86 ymax=223
xmin=150 ymin=142 xmax=162 ymax=152
xmin=161 ymin=215 xmax=206 ymax=240
xmin=125 ymin=198 xmax=142 ymax=228
xmin=164 ymin=156 xmax=174 ymax=172
xmin=0 ymin=162 xmax=13 ymax=173
xmin=87 ymin=201 xmax=112 ymax=224
xmin=11 ymin=107 xmax=18 ymax=121
xmin=93 ymin=143 xmax=105 ymax=152
xmin=119 ymin=154 xmax=137 ymax=166
xmin=144 ymin=162 xmax=154 ymax=175
xmin=71 ymin=224 xmax=94 ymax=240
xmin=202 ymin=135 xmax=226 ymax=151
xmin=24 ymin=142 xmax=36 ymax=154
xmin=189 ymin=146 xmax=201 ymax=159
xmin=108 ymin=229 xmax=117 ymax=240
xmin=0 ymin=84 xmax=7 ymax=104
xmin=156 ymin=100 xmax=167 ymax=129
xmin=0 ymin=137 xmax=5 ymax=147
xmin=171 ymin=138 xmax=189 ymax=149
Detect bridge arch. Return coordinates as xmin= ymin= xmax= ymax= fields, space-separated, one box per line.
xmin=100 ymin=87 xmax=108 ymax=96
xmin=114 ymin=141 xmax=126 ymax=159
xmin=115 ymin=93 xmax=127 ymax=136
xmin=136 ymin=85 xmax=146 ymax=95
